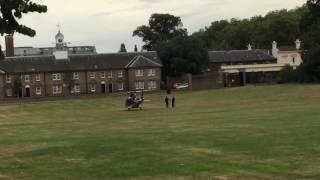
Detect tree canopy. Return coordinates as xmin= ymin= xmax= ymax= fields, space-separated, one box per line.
xmin=192 ymin=7 xmax=306 ymax=50
xmin=119 ymin=43 xmax=127 ymax=53
xmin=0 ymin=0 xmax=47 ymax=58
xmin=157 ymin=36 xmax=209 ymax=77
xmin=133 ymin=13 xmax=188 ymax=51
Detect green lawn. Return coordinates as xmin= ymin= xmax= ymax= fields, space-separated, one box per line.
xmin=1 ymin=85 xmax=320 ymax=179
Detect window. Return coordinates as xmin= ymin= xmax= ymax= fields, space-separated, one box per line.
xmin=148 ymin=69 xmax=156 ymax=76
xmin=148 ymin=81 xmax=157 ymax=89
xmin=90 ymin=72 xmax=95 ymax=79
xmin=101 ymin=72 xmax=106 ymax=79
xmin=107 ymin=71 xmax=113 ymax=78
xmin=36 ymin=74 xmax=41 ymax=82
xmin=6 ymin=75 xmax=11 ymax=83
xmin=52 ymin=85 xmax=62 ymax=94
xmin=135 ymin=70 xmax=144 ymax=77
xmin=118 ymin=83 xmax=124 ymax=91
xmin=73 ymin=72 xmax=79 ymax=80
xmin=36 ymin=87 xmax=41 ymax=95
xmin=118 ymin=71 xmax=123 ymax=78
xmin=72 ymin=84 xmax=81 ymax=93
xmin=25 ymin=75 xmax=30 ymax=82
xmin=90 ymin=84 xmax=96 ymax=92
xmin=135 ymin=81 xmax=144 ymax=90
xmin=6 ymin=88 xmax=13 ymax=97
xmin=52 ymin=73 xmax=61 ymax=81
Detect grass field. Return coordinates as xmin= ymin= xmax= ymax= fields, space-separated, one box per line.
xmin=1 ymin=85 xmax=320 ymax=179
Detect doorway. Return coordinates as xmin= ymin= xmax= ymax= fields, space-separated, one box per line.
xmin=25 ymin=87 xmax=31 ymax=97
xmin=108 ymin=83 xmax=113 ymax=93
xmin=101 ymin=84 xmax=106 ymax=94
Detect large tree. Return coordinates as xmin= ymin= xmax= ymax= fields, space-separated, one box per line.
xmin=119 ymin=43 xmax=127 ymax=53
xmin=0 ymin=0 xmax=47 ymax=58
xmin=133 ymin=13 xmax=187 ymax=51
xmin=299 ymin=0 xmax=320 ymax=82
xmin=157 ymin=36 xmax=209 ymax=78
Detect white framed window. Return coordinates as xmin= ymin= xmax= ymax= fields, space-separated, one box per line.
xmin=36 ymin=87 xmax=41 ymax=95
xmin=107 ymin=71 xmax=113 ymax=78
xmin=25 ymin=74 xmax=30 ymax=82
xmin=135 ymin=81 xmax=144 ymax=90
xmin=73 ymin=72 xmax=79 ymax=80
xmin=72 ymin=84 xmax=81 ymax=93
xmin=148 ymin=81 xmax=157 ymax=89
xmin=148 ymin=69 xmax=156 ymax=76
xmin=6 ymin=75 xmax=11 ymax=83
xmin=36 ymin=74 xmax=41 ymax=82
xmin=118 ymin=83 xmax=124 ymax=91
xmin=52 ymin=85 xmax=62 ymax=94
xmin=118 ymin=71 xmax=123 ymax=78
xmin=101 ymin=72 xmax=106 ymax=79
xmin=89 ymin=72 xmax=95 ymax=79
xmin=52 ymin=73 xmax=61 ymax=81
xmin=6 ymin=88 xmax=13 ymax=97
xmin=90 ymin=84 xmax=96 ymax=92
xmin=135 ymin=69 xmax=144 ymax=77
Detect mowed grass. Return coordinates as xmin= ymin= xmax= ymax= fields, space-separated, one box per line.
xmin=1 ymin=85 xmax=320 ymax=179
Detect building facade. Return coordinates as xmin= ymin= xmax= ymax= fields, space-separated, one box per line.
xmin=0 ymin=52 xmax=162 ymax=99
xmin=209 ymin=40 xmax=303 ymax=87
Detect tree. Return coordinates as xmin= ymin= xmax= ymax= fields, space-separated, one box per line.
xmin=133 ymin=13 xmax=188 ymax=51
xmin=192 ymin=7 xmax=305 ymax=50
xmin=0 ymin=0 xmax=47 ymax=58
xmin=119 ymin=43 xmax=127 ymax=53
xmin=298 ymin=0 xmax=320 ymax=82
xmin=300 ymin=0 xmax=320 ymax=49
xmin=134 ymin=44 xmax=138 ymax=52
xmin=157 ymin=36 xmax=209 ymax=78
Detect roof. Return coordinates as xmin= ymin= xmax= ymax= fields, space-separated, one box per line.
xmin=278 ymin=46 xmax=299 ymax=51
xmin=125 ymin=55 xmax=162 ymax=68
xmin=209 ymin=50 xmax=275 ymax=63
xmin=0 ymin=51 xmax=162 ymax=73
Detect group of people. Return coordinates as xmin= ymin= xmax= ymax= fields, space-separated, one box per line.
xmin=165 ymin=96 xmax=175 ymax=108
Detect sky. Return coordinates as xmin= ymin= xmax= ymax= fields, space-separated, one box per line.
xmin=1 ymin=0 xmax=306 ymax=53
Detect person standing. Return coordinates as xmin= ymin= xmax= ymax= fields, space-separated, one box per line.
xmin=172 ymin=96 xmax=175 ymax=108
xmin=165 ymin=96 xmax=169 ymax=108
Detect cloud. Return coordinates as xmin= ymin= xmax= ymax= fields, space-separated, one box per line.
xmin=1 ymin=0 xmax=305 ymax=53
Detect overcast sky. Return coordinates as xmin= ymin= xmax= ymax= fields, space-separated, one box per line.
xmin=1 ymin=0 xmax=306 ymax=53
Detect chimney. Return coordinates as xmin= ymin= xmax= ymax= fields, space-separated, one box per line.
xmin=295 ymin=39 xmax=301 ymax=50
xmin=272 ymin=41 xmax=278 ymax=58
xmin=5 ymin=34 xmax=14 ymax=57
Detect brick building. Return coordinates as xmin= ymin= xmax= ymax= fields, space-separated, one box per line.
xmin=0 ymin=52 xmax=162 ymax=99
xmin=0 ymin=30 xmax=161 ymax=100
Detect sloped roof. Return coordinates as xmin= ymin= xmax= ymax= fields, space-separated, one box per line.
xmin=0 ymin=52 xmax=161 ymax=73
xmin=125 ymin=55 xmax=162 ymax=68
xmin=209 ymin=50 xmax=275 ymax=63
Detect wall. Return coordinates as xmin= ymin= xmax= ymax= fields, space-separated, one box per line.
xmin=192 ymin=72 xmax=224 ymax=90
xmin=128 ymin=68 xmax=162 ymax=91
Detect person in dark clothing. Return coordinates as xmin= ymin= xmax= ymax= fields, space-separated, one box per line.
xmin=165 ymin=96 xmax=169 ymax=108
xmin=172 ymin=96 xmax=175 ymax=108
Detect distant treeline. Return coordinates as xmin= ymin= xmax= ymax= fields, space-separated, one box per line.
xmin=192 ymin=6 xmax=307 ymax=50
